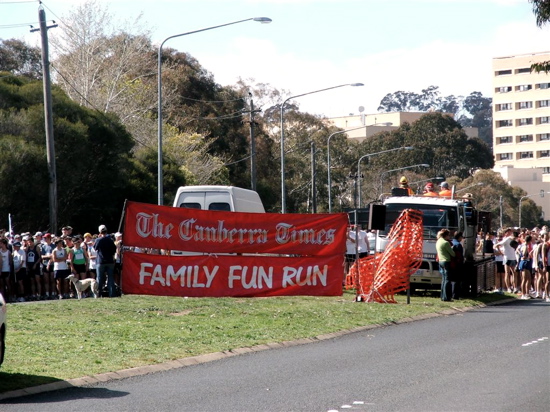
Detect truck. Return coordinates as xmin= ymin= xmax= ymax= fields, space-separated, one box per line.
xmin=376 ymin=194 xmax=488 ymax=293
xmin=173 ymin=185 xmax=265 ymax=213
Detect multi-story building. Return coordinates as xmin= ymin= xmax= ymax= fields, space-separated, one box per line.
xmin=492 ymin=52 xmax=550 ymax=221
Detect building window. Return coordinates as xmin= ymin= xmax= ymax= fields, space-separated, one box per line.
xmin=538 ymin=116 xmax=550 ymax=124
xmin=516 ymin=67 xmax=531 ymax=74
xmin=499 ymin=136 xmax=512 ymax=144
xmin=497 ymin=119 xmax=513 ymax=127
xmin=497 ymin=86 xmax=512 ymax=93
xmin=519 ymin=134 xmax=534 ymax=142
xmin=517 ymin=118 xmax=533 ymax=126
xmin=496 ymin=69 xmax=512 ymax=75
xmin=543 ymin=167 xmax=550 ymax=174
xmin=499 ymin=153 xmax=513 ymax=160
xmin=498 ymin=103 xmax=512 ymax=111
xmin=539 ymin=133 xmax=550 ymax=141
xmin=540 ymin=150 xmax=550 ymax=158
xmin=517 ymin=84 xmax=533 ymax=91
xmin=518 ymin=101 xmax=533 ymax=109
xmin=519 ymin=151 xmax=534 ymax=159
xmin=537 ymin=100 xmax=550 ymax=108
xmin=537 ymin=82 xmax=550 ymax=89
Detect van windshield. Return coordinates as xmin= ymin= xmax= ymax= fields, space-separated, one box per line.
xmin=381 ymin=203 xmax=459 ymax=239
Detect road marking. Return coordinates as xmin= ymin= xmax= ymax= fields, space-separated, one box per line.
xmin=522 ymin=337 xmax=548 ymax=346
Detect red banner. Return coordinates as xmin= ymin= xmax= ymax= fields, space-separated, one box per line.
xmin=122 ymin=251 xmax=344 ymax=297
xmin=123 ymin=201 xmax=348 ymax=256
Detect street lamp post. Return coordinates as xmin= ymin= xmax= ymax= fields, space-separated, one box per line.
xmin=280 ymin=83 xmax=363 ymax=213
xmin=378 ymin=164 xmax=429 ymax=196
xmin=355 ymin=147 xmax=414 ymax=208
xmin=327 ymin=126 xmax=367 ymax=212
xmin=157 ymin=17 xmax=271 ymax=205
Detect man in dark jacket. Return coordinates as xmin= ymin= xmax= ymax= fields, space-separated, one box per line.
xmin=94 ymin=225 xmax=117 ymax=297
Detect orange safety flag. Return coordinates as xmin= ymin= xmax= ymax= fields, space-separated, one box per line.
xmin=346 ymin=209 xmax=423 ymax=303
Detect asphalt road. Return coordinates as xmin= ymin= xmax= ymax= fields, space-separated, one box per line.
xmin=1 ymin=299 xmax=549 ymax=412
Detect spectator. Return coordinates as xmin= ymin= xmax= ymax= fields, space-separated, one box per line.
xmin=12 ymin=241 xmax=26 ymax=302
xmin=423 ymin=182 xmax=438 ymax=197
xmin=40 ymin=233 xmax=54 ymax=299
xmin=0 ymin=238 xmax=13 ymax=302
xmin=25 ymin=236 xmax=42 ymax=300
xmin=495 ymin=228 xmax=519 ymax=293
xmin=518 ymin=235 xmax=534 ymax=299
xmin=450 ymin=231 xmax=464 ymax=300
xmin=69 ymin=236 xmax=89 ymax=284
xmin=83 ymin=233 xmax=97 ymax=279
xmin=439 ymin=181 xmax=452 ymax=198
xmin=436 ymin=229 xmax=455 ymax=301
xmin=493 ymin=232 xmax=506 ymax=294
xmin=52 ymin=238 xmax=70 ymax=299
xmin=94 ymin=225 xmax=117 ymax=297
xmin=541 ymin=232 xmax=550 ymax=302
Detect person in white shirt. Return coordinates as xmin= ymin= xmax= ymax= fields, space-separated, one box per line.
xmin=495 ymin=228 xmax=519 ymax=293
xmin=12 ymin=241 xmax=26 ymax=302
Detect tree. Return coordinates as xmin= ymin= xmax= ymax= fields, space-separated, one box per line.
xmin=355 ymin=113 xmax=494 ymax=205
xmin=377 ymin=86 xmax=460 ymax=114
xmin=0 ymin=39 xmax=42 ymax=79
xmin=529 ymin=0 xmax=550 ymax=73
xmin=0 ymin=74 xmax=140 ymax=232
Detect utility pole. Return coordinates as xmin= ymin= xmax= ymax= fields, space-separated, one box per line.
xmin=32 ymin=6 xmax=58 ymax=234
xmin=244 ymin=93 xmax=261 ymax=191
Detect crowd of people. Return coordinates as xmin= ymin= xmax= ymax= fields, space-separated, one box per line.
xmin=487 ymin=226 xmax=550 ymax=301
xmin=437 ymin=225 xmax=550 ymax=302
xmin=0 ymin=225 xmax=123 ymax=303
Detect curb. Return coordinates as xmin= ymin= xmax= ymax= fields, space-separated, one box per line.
xmin=0 ymin=297 xmax=517 ymax=401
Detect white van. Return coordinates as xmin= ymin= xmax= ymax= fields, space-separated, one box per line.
xmin=173 ymin=185 xmax=265 ymax=213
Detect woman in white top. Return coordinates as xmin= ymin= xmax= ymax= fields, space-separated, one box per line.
xmin=52 ymin=238 xmax=70 ymax=299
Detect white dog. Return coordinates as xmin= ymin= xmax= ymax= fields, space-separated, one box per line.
xmin=66 ymin=274 xmax=99 ymax=299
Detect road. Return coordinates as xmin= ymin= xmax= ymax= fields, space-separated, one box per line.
xmin=1 ymin=299 xmax=549 ymax=411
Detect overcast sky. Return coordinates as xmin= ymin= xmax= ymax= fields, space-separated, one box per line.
xmin=2 ymin=0 xmax=550 ymax=117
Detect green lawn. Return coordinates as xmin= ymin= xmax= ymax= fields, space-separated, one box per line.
xmin=0 ymin=291 xmax=512 ymax=393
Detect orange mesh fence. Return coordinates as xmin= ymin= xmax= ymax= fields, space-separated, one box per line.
xmin=346 ymin=209 xmax=424 ymax=303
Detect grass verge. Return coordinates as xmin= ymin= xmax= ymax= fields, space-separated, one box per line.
xmin=0 ymin=291 xmax=512 ymax=393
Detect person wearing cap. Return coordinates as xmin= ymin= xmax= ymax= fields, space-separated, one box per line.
xmin=40 ymin=233 xmax=55 ymax=299
xmin=94 ymin=225 xmax=117 ymax=297
xmin=423 ymin=182 xmax=439 ymax=197
xmin=12 ymin=241 xmax=27 ymax=302
xmin=399 ymin=176 xmax=414 ymax=196
xmin=439 ymin=182 xmax=452 ymax=198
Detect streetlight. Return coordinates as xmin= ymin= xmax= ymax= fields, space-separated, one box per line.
xmin=454 ymin=182 xmax=484 ymax=197
xmin=280 ymin=83 xmax=364 ymax=213
xmin=378 ymin=164 xmax=429 ymax=196
xmin=327 ymin=126 xmax=366 ymax=212
xmin=157 ymin=17 xmax=272 ymax=205
xmin=355 ymin=147 xmax=414 ymax=208
xmin=519 ymin=191 xmax=549 ymax=228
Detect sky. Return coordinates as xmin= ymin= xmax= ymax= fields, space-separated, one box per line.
xmin=2 ymin=0 xmax=550 ymax=118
